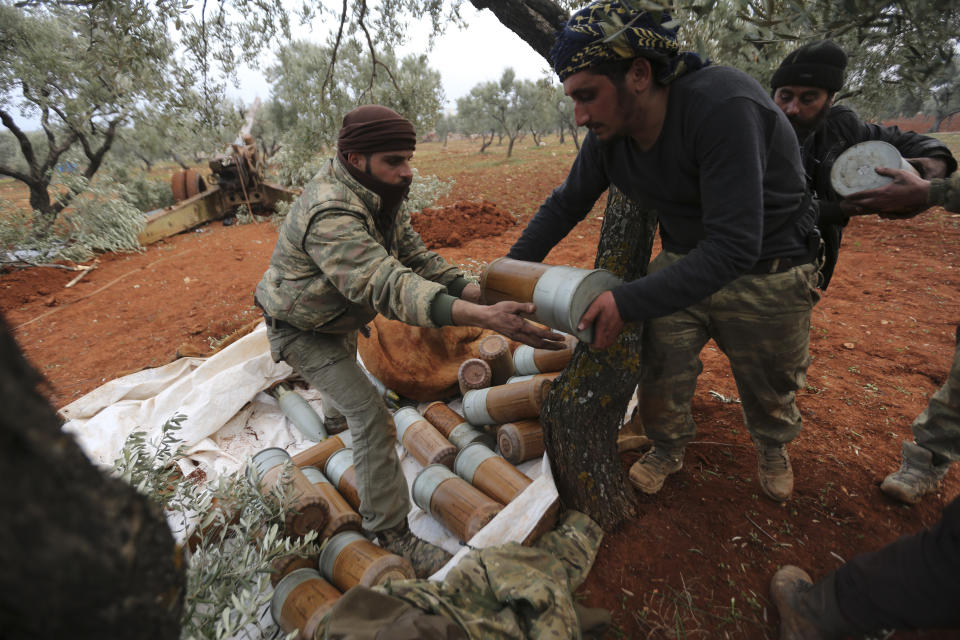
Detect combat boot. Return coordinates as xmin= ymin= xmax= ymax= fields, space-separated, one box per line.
xmin=376 ymin=519 xmax=452 ymax=579
xmin=770 ymin=566 xmax=831 ymax=639
xmin=574 ymin=602 xmax=611 ymax=639
xmin=755 ymin=439 xmax=793 ymax=502
xmin=628 ymin=446 xmax=683 ymax=494
xmin=323 ymin=414 xmax=348 ymax=435
xmin=770 ymin=565 xmax=856 ymax=639
xmin=880 ymin=441 xmax=949 ymax=504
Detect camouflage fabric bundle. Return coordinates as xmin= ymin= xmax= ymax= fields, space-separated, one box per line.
xmin=317 ymin=510 xmax=605 ymax=639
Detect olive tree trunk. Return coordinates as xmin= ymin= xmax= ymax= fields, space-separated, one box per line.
xmin=0 ymin=313 xmax=184 ymax=637
xmin=540 ymin=187 xmax=657 ymax=530
xmin=472 ymin=0 xmax=660 ymax=529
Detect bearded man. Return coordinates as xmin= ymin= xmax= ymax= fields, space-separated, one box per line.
xmin=507 ymin=1 xmax=821 ymax=502
xmin=771 ymin=40 xmax=957 ymax=288
xmin=255 ymin=105 xmax=562 ymax=577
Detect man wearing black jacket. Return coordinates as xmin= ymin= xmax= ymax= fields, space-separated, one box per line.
xmin=507 ymin=1 xmax=821 ymax=502
xmin=771 ymin=40 xmax=957 ymax=288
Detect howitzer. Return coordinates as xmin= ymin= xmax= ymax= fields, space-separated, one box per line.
xmin=139 ymin=100 xmax=299 ymax=245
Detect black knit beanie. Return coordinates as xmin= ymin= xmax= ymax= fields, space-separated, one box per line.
xmin=771 ymin=40 xmax=847 ymax=93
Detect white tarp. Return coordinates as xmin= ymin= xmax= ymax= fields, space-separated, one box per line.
xmin=60 ymin=322 xmax=558 ymax=578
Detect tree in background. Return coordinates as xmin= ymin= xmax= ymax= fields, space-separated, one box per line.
xmin=266 ymin=39 xmax=445 ymax=186
xmin=456 ymin=89 xmax=499 ymax=153
xmin=0 ymin=0 xmax=451 ymax=257
xmin=0 ymin=3 xmax=180 ymax=230
xmin=524 ymin=78 xmax=558 ymax=146
xmin=481 ymin=0 xmax=960 ymax=127
xmin=546 ymin=82 xmax=579 ymax=149
xmin=456 ymin=69 xmax=545 ymax=156
xmin=671 ymin=0 xmax=960 ymax=124
xmin=433 ymin=112 xmax=459 ymax=146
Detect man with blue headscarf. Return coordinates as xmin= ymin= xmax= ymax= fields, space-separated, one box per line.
xmin=508 ymin=1 xmax=821 ymax=501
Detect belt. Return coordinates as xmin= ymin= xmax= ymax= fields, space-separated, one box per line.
xmin=261 ymin=310 xmax=302 ymax=332
xmin=746 ymin=254 xmax=815 ymax=275
xmin=254 ymin=296 xmax=302 ymax=331
xmin=254 ymin=297 xmax=370 ymax=337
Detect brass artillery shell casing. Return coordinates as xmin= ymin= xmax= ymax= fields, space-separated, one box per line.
xmin=513 ymin=340 xmax=577 ymax=375
xmin=462 ymin=377 xmax=551 ymax=426
xmin=497 ymin=419 xmax=545 ymax=464
xmin=250 ymin=448 xmax=329 ymax=538
xmin=319 ymin=531 xmax=415 ymax=591
xmin=480 ymin=257 xmax=551 ymax=304
xmin=480 ymin=258 xmax=623 ymax=343
xmin=393 ymin=407 xmax=457 ymax=468
xmin=324 ymin=449 xmax=361 ymax=511
xmin=422 ymin=401 xmax=496 ymax=450
xmin=505 ymin=371 xmax=561 ymax=385
xmin=413 ymin=465 xmax=503 ymax=543
xmin=454 ymin=442 xmax=532 ymax=505
xmin=270 ymin=553 xmax=320 ymax=587
xmin=478 ymin=334 xmax=513 ymax=385
xmin=186 ymin=496 xmax=241 ymax=551
xmin=458 ymin=358 xmax=492 ymax=395
xmin=422 ymin=401 xmax=464 ymax=437
xmin=291 ymin=431 xmax=352 ymax=470
xmin=300 ymin=466 xmax=362 ymax=540
xmin=271 ymin=568 xmax=341 ymax=640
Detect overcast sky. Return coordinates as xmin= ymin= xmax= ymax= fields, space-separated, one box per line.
xmin=231 ymin=4 xmax=555 ymax=113
xmin=8 ymin=5 xmax=553 ymax=131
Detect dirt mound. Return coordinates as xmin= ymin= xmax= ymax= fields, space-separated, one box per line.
xmin=410 ymin=200 xmax=517 ymax=248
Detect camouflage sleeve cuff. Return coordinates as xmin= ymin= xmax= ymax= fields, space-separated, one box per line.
xmin=430 ymin=292 xmax=458 ymax=326
xmin=928 ymin=177 xmax=951 ymax=208
xmin=446 ymin=276 xmax=471 ymax=297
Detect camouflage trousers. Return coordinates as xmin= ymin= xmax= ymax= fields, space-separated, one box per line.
xmin=318 ymin=510 xmax=605 ymax=639
xmin=911 ymin=327 xmax=960 ymax=465
xmin=266 ymin=325 xmax=409 ymax=532
xmin=640 ymin=251 xmax=820 ymax=449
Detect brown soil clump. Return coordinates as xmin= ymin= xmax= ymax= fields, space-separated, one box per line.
xmin=411 ymin=200 xmax=517 ymax=248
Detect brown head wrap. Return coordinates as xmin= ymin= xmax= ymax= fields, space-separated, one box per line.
xmin=337 ymin=105 xmax=416 ymax=155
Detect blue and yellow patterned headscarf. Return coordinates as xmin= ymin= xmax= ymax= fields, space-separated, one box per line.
xmin=550 ymin=0 xmax=706 ymax=84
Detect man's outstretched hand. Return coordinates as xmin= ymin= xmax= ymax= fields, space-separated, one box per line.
xmin=451 ymin=300 xmax=566 ymax=349
xmin=578 ymin=291 xmax=623 ymax=350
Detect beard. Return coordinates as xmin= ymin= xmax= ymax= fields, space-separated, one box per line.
xmin=789 ymin=100 xmax=832 ymax=142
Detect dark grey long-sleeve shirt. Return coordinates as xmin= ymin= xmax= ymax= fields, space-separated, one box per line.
xmin=508 ymin=65 xmax=818 ymax=322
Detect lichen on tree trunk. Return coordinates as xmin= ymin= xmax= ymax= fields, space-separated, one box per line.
xmin=541 ymin=186 xmax=657 ymax=530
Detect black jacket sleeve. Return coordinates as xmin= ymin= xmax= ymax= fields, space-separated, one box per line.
xmin=507 ymin=135 xmax=609 ymax=262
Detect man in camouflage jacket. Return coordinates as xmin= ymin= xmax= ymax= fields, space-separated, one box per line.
xmin=255 ymin=105 xmax=562 ymax=577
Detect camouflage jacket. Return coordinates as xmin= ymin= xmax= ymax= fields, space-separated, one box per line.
xmin=256 ymin=158 xmax=463 ymax=332
xmin=930 ymin=173 xmax=960 ymax=214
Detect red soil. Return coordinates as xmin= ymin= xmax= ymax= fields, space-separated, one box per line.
xmin=881 ymin=114 xmax=960 ymax=133
xmin=411 ymin=199 xmax=518 ymax=248
xmin=2 ymin=145 xmax=958 ymax=638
